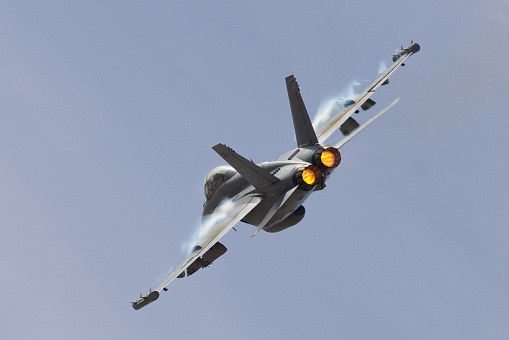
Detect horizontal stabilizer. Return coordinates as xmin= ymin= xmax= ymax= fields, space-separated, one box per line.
xmin=213 ymin=144 xmax=279 ymax=190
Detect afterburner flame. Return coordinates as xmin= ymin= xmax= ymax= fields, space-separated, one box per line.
xmin=302 ymin=166 xmax=321 ymax=185
xmin=320 ymin=147 xmax=341 ymax=168
xmin=321 ymin=150 xmax=336 ymax=167
xmin=302 ymin=168 xmax=316 ymax=185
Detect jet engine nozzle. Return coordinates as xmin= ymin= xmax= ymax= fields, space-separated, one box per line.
xmin=294 ymin=165 xmax=322 ymax=190
xmin=132 ymin=290 xmax=160 ymax=310
xmin=313 ymin=147 xmax=341 ymax=169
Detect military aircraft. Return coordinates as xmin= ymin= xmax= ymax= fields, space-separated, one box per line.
xmin=132 ymin=42 xmax=420 ymax=310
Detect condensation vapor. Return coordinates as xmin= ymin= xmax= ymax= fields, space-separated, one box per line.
xmin=154 ymin=266 xmax=174 ymax=288
xmin=312 ymin=80 xmax=361 ymax=131
xmin=312 ymin=60 xmax=390 ymax=131
xmin=152 ymin=199 xmax=236 ymax=287
xmin=181 ymin=197 xmax=235 ymax=255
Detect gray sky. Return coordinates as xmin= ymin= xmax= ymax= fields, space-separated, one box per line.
xmin=1 ymin=1 xmax=508 ymax=339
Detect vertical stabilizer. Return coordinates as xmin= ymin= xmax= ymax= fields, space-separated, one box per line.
xmin=285 ymin=75 xmax=318 ymax=147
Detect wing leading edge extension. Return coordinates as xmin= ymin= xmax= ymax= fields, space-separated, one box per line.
xmin=132 ymin=194 xmax=261 ymax=310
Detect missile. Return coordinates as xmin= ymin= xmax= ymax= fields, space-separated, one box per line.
xmin=132 ymin=290 xmax=160 ymax=310
xmin=392 ymin=41 xmax=420 ymax=62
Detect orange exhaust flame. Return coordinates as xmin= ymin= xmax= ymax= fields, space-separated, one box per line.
xmin=320 ymin=148 xmax=341 ymax=168
xmin=302 ymin=166 xmax=322 ymax=185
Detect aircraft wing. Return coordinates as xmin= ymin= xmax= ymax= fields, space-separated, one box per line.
xmin=334 ymin=98 xmax=400 ymax=149
xmin=316 ymin=51 xmax=413 ymax=144
xmin=132 ymin=193 xmax=261 ymax=310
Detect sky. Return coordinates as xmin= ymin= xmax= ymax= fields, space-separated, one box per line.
xmin=1 ymin=1 xmax=508 ymax=339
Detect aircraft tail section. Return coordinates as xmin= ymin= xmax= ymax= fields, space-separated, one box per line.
xmin=212 ymin=144 xmax=279 ymax=190
xmin=286 ymin=75 xmax=319 ymax=147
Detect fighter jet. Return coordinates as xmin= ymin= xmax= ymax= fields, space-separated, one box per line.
xmin=132 ymin=42 xmax=420 ymax=310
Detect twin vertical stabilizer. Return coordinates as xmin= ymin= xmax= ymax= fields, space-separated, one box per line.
xmin=285 ymin=75 xmax=318 ymax=148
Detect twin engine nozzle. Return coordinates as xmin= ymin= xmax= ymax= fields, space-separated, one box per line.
xmin=294 ymin=147 xmax=341 ymax=189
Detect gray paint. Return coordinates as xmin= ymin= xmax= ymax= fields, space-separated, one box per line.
xmin=145 ymin=53 xmax=416 ymax=307
xmin=2 ymin=1 xmax=508 ymax=338
xmin=286 ymin=75 xmax=319 ymax=147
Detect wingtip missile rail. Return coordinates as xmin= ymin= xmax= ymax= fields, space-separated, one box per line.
xmin=132 ymin=290 xmax=159 ymax=310
xmin=392 ymin=40 xmax=420 ymax=62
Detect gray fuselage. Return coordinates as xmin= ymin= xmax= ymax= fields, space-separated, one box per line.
xmin=202 ymin=143 xmax=336 ymax=232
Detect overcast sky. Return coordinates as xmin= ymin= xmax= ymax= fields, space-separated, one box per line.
xmin=1 ymin=1 xmax=508 ymax=339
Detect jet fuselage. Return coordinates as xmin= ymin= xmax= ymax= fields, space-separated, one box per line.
xmin=203 ymin=143 xmax=337 ymax=232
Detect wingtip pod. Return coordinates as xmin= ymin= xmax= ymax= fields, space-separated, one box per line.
xmin=132 ymin=290 xmax=160 ymax=310
xmin=410 ymin=42 xmax=420 ymax=53
xmin=392 ymin=41 xmax=420 ymax=62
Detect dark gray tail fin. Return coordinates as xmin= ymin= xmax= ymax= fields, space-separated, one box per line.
xmin=212 ymin=144 xmax=279 ymax=190
xmin=285 ymin=75 xmax=318 ymax=147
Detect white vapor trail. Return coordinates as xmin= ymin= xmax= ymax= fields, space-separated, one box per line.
xmin=312 ymin=59 xmax=391 ymax=132
xmin=312 ymin=80 xmax=361 ymax=131
xmin=154 ymin=266 xmax=174 ymax=288
xmin=181 ymin=198 xmax=235 ymax=255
